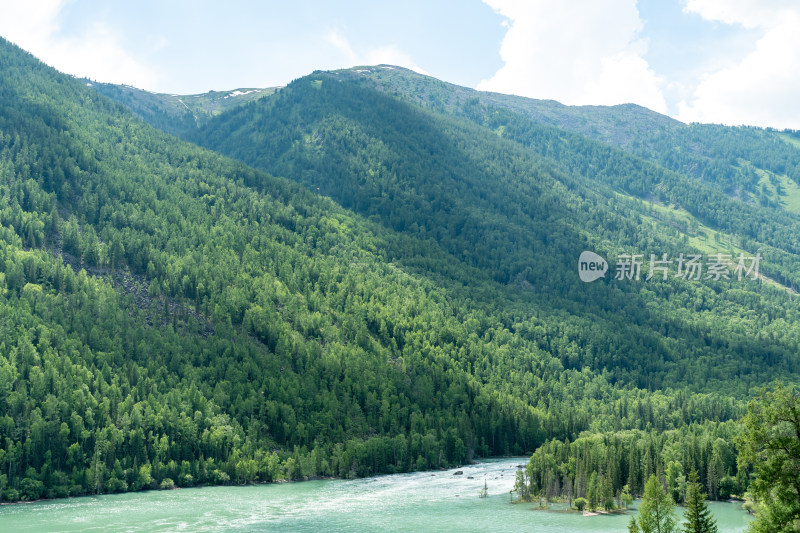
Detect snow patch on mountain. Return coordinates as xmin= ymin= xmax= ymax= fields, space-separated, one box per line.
xmin=225 ymin=89 xmax=261 ymax=99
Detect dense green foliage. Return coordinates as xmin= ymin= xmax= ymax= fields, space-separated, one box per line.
xmin=515 ymin=419 xmax=744 ymax=504
xmin=2 ymin=41 xmax=799 ymax=514
xmin=639 ymin=474 xmax=678 ymax=533
xmin=458 ymin=103 xmax=800 ymax=291
xmin=0 ymin=39 xmax=560 ymax=501
xmin=736 ymin=385 xmax=800 ymax=532
xmin=341 ymin=67 xmax=800 ymax=212
xmin=341 ymin=67 xmax=800 ymax=289
xmin=190 ymin=72 xmax=800 ymax=392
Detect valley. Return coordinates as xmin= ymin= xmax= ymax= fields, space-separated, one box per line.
xmin=0 ymin=35 xmax=797 ymax=531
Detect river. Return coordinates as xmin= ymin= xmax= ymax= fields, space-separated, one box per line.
xmin=0 ymin=458 xmax=752 ymax=532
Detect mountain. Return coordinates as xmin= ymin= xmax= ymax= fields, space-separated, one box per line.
xmin=184 ymin=68 xmax=800 ymax=389
xmin=179 ymin=66 xmax=800 ymax=506
xmin=330 ymin=65 xmax=683 ymax=143
xmin=0 ymin=37 xmax=797 ymax=506
xmin=0 ymin=38 xmax=563 ymax=500
xmin=336 ymin=66 xmax=800 ymax=218
xmin=81 ymin=79 xmax=277 ymax=137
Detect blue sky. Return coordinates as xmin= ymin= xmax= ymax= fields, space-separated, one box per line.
xmin=1 ymin=0 xmax=799 ymax=129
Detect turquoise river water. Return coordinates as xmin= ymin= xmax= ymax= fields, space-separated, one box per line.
xmin=0 ymin=458 xmax=752 ymax=532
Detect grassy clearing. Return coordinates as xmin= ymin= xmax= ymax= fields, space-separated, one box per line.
xmin=615 ymin=192 xmax=796 ymax=294
xmin=779 ymin=133 xmax=800 ymax=149
xmin=620 ymin=193 xmax=745 ymax=255
xmin=755 ymin=168 xmax=800 ymax=214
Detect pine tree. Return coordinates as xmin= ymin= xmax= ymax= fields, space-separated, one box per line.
xmin=587 ymin=471 xmax=599 ymax=510
xmin=628 ymin=445 xmax=642 ymax=497
xmin=576 ymin=461 xmax=587 ymax=498
xmin=601 ymin=472 xmax=615 ymax=510
xmin=683 ymin=469 xmax=717 ymax=533
xmin=639 ymin=474 xmax=677 ymax=533
xmin=705 ymin=459 xmax=718 ymax=501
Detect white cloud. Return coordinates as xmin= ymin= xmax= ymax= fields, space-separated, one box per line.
xmin=477 ymin=0 xmax=667 ymax=114
xmin=0 ymin=0 xmax=158 ymax=89
xmin=324 ymin=29 xmax=429 ymax=75
xmin=0 ymin=0 xmax=62 ymax=52
xmin=678 ymin=0 xmax=800 ymax=128
xmin=682 ymin=0 xmax=795 ymax=29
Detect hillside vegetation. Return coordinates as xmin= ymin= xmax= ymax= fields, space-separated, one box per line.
xmin=0 ymin=40 xmax=797 ymax=511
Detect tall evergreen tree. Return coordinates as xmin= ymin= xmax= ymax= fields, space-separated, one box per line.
xmin=736 ymin=384 xmax=800 ymax=533
xmin=601 ymin=472 xmax=615 ymax=510
xmin=587 ymin=471 xmax=599 ymax=510
xmin=639 ymin=474 xmax=677 ymax=533
xmin=683 ymin=469 xmax=717 ymax=533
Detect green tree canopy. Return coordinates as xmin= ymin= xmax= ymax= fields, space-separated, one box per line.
xmin=737 ymin=384 xmax=800 ymax=533
xmin=639 ymin=474 xmax=677 ymax=533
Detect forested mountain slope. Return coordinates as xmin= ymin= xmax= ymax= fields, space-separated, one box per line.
xmin=189 ymin=72 xmax=800 ymax=392
xmin=339 ymin=66 xmax=800 ymax=231
xmin=0 ymin=38 xmax=580 ymax=501
xmin=1 ymin=38 xmax=797 ymax=508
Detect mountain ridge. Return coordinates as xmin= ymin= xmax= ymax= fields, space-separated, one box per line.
xmin=81 ymin=78 xmax=279 ymax=136
xmin=329 ymin=64 xmax=685 ymax=145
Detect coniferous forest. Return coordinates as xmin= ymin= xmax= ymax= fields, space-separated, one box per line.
xmin=0 ymin=36 xmax=798 ymax=530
